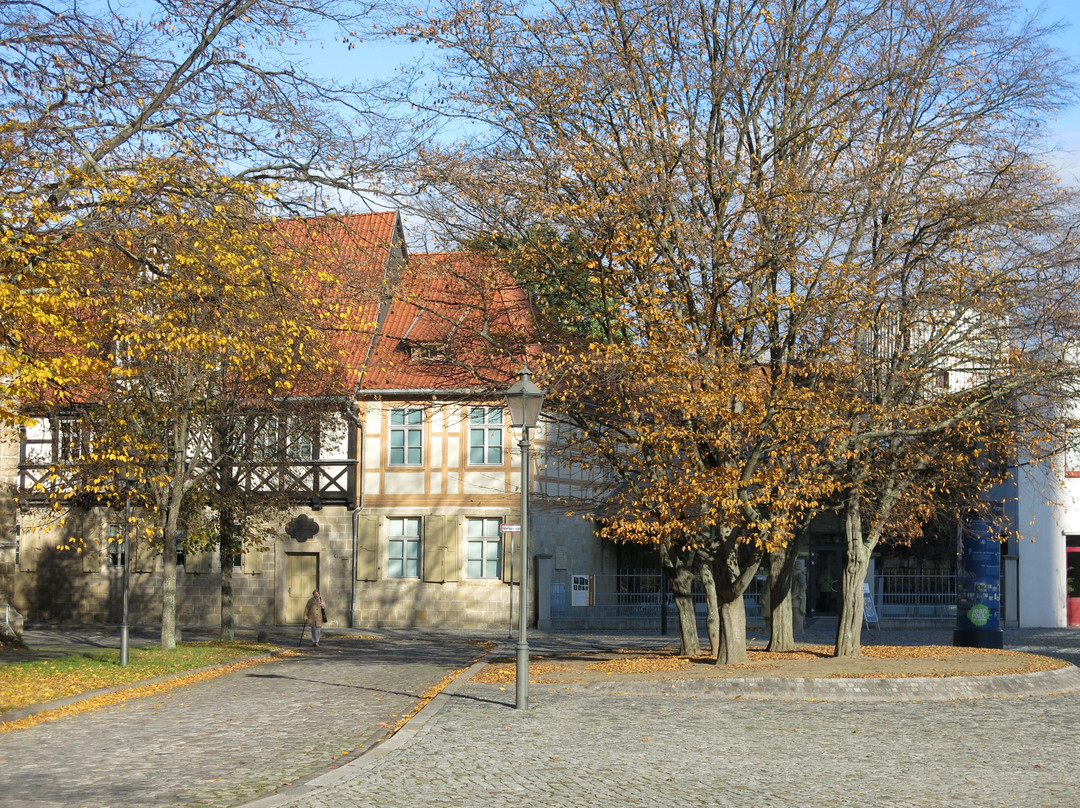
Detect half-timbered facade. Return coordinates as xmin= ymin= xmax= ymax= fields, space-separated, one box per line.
xmin=0 ymin=212 xmax=605 ymax=631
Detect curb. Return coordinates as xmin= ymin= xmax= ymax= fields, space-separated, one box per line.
xmin=529 ymin=662 xmax=1080 ymax=702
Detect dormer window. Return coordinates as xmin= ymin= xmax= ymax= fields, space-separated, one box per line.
xmin=410 ymin=342 xmax=448 ymax=362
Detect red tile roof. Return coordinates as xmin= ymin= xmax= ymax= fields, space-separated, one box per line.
xmin=276 ymin=213 xmax=536 ymax=394
xmin=357 ymin=251 xmax=535 ymax=394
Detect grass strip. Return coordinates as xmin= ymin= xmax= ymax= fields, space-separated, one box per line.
xmin=0 ymin=640 xmax=282 ymax=715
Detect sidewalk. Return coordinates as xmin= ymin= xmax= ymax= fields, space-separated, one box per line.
xmin=2 ymin=625 xmax=1080 ymax=807
xmin=0 ymin=627 xmax=492 ymax=808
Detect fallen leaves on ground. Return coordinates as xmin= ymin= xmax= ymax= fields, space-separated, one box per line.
xmin=0 ymin=651 xmax=299 ymax=733
xmin=586 ymin=656 xmax=692 ymax=674
xmin=470 ymin=645 xmax=1069 ymax=683
xmin=0 ymin=641 xmax=283 ymax=715
xmin=472 ymin=662 xmax=572 ymax=684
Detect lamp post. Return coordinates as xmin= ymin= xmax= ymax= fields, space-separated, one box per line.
xmin=504 ymin=366 xmax=545 ymax=711
xmin=119 ymin=470 xmax=137 ymax=666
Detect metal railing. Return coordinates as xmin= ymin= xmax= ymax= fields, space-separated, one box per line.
xmin=874 ymin=569 xmax=956 ymax=620
xmin=550 ymin=568 xmax=956 ymax=626
xmin=550 ymin=570 xmax=766 ymax=624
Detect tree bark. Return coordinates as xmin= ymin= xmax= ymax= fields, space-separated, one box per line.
xmin=717 ymin=596 xmax=749 ymax=664
xmin=660 ymin=544 xmax=700 ymax=656
xmin=765 ymin=546 xmax=796 ymax=652
xmin=220 ymin=506 xmax=236 ymax=641
xmin=712 ymin=536 xmax=762 ymax=665
xmin=835 ymin=492 xmax=873 ymax=657
xmin=697 ymin=555 xmax=720 ymax=658
xmin=160 ymin=499 xmax=179 ymax=651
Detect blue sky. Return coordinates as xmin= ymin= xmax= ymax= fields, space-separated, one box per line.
xmin=305 ymin=1 xmax=1080 ymax=181
xmin=1026 ymin=0 xmax=1080 ymax=178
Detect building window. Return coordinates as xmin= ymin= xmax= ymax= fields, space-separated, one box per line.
xmin=106 ymin=524 xmax=125 ymax=567
xmin=1067 ymin=430 xmax=1080 ymax=478
xmin=388 ymin=517 xmax=422 ymax=578
xmin=253 ymin=416 xmax=317 ymax=462
xmin=469 ymin=407 xmax=504 ymax=465
xmin=390 ymin=408 xmax=423 ymax=465
xmin=56 ymin=414 xmax=89 ymax=462
xmin=288 ymin=430 xmax=315 ymax=462
xmin=467 ymin=517 xmax=502 ymax=578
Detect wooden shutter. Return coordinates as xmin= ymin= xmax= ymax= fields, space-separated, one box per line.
xmin=242 ymin=546 xmax=265 ymax=574
xmin=185 ymin=547 xmax=211 ymax=574
xmin=18 ymin=534 xmax=38 ymax=572
xmin=501 ymin=527 xmax=520 ymax=585
xmin=355 ymin=513 xmax=379 ymax=581
xmin=423 ymin=515 xmax=460 ymax=583
xmin=81 ymin=524 xmax=102 ymax=573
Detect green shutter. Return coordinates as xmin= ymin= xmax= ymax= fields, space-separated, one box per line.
xmin=242 ymin=546 xmax=265 ymax=574
xmin=356 ymin=513 xmax=379 ymax=581
xmin=423 ymin=515 xmax=460 ymax=583
xmin=186 ymin=547 xmax=211 ymax=574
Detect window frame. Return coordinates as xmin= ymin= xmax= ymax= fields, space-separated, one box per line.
xmin=389 ymin=407 xmax=424 ymax=466
xmin=106 ymin=523 xmax=126 ymax=567
xmin=466 ymin=517 xmax=502 ymax=579
xmin=387 ymin=516 xmax=422 ymax=579
xmin=468 ymin=406 xmax=504 ymax=466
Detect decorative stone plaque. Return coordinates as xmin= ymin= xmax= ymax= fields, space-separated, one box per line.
xmin=286 ymin=514 xmax=320 ymax=543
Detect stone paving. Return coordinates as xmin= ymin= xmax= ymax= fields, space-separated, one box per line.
xmin=258 ymin=683 xmax=1080 ymax=808
xmin=2 ymin=626 xmax=1080 ymax=807
xmin=0 ymin=629 xmax=487 ymax=808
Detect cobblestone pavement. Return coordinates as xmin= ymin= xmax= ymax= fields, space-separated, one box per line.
xmin=250 ymin=682 xmax=1080 ymax=808
xmin=241 ymin=627 xmax=1080 ymax=808
xmin=3 ymin=626 xmax=1080 ymax=807
xmin=0 ymin=630 xmax=488 ymax=808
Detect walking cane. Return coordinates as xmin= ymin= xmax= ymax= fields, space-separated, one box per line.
xmin=298 ymin=619 xmax=308 ymax=648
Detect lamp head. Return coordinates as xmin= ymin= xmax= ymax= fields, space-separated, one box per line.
xmin=504 ymin=366 xmax=545 ymax=429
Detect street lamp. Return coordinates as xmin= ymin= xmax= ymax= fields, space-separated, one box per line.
xmin=504 ymin=366 xmax=545 ymax=711
xmin=118 ymin=469 xmax=138 ymax=666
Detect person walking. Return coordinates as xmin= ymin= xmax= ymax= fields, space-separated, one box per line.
xmin=304 ymin=590 xmax=326 ymax=647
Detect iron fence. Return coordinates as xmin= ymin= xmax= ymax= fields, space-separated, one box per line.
xmin=550 ymin=568 xmax=957 ymax=626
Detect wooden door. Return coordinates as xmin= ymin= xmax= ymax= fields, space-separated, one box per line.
xmin=285 ymin=552 xmax=319 ymax=623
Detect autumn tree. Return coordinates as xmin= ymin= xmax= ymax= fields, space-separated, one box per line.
xmin=23 ymin=172 xmax=353 ymax=648
xmin=0 ymin=0 xmax=417 ymax=418
xmin=405 ymin=0 xmax=1080 ymax=660
xmin=1 ymin=0 xmax=422 ymax=642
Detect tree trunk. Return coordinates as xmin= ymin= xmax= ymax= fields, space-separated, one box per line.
xmin=160 ymin=501 xmax=178 ymax=651
xmin=835 ymin=492 xmax=872 ymax=658
xmin=660 ymin=545 xmax=700 ymax=656
xmin=766 ymin=531 xmax=806 ymax=652
xmin=220 ymin=553 xmax=235 ymax=641
xmin=716 ymin=596 xmax=748 ymax=664
xmin=712 ymin=536 xmax=762 ymax=665
xmin=219 ymin=481 xmax=237 ymax=641
xmin=766 ymin=548 xmax=795 ymax=652
xmin=697 ymin=556 xmax=720 ymax=658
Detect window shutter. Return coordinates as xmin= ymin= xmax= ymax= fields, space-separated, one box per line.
xmin=501 ymin=529 xmax=519 ymax=584
xmin=355 ymin=513 xmax=379 ymax=581
xmin=423 ymin=515 xmax=460 ymax=583
xmin=242 ymin=547 xmax=265 ymax=574
xmin=133 ymin=534 xmax=158 ymax=572
xmin=186 ymin=547 xmax=211 ymax=574
xmin=81 ymin=527 xmax=102 ymax=573
xmin=18 ymin=540 xmax=38 ymax=572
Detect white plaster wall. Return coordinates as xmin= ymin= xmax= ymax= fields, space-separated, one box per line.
xmin=1016 ymin=455 xmax=1070 ymax=627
